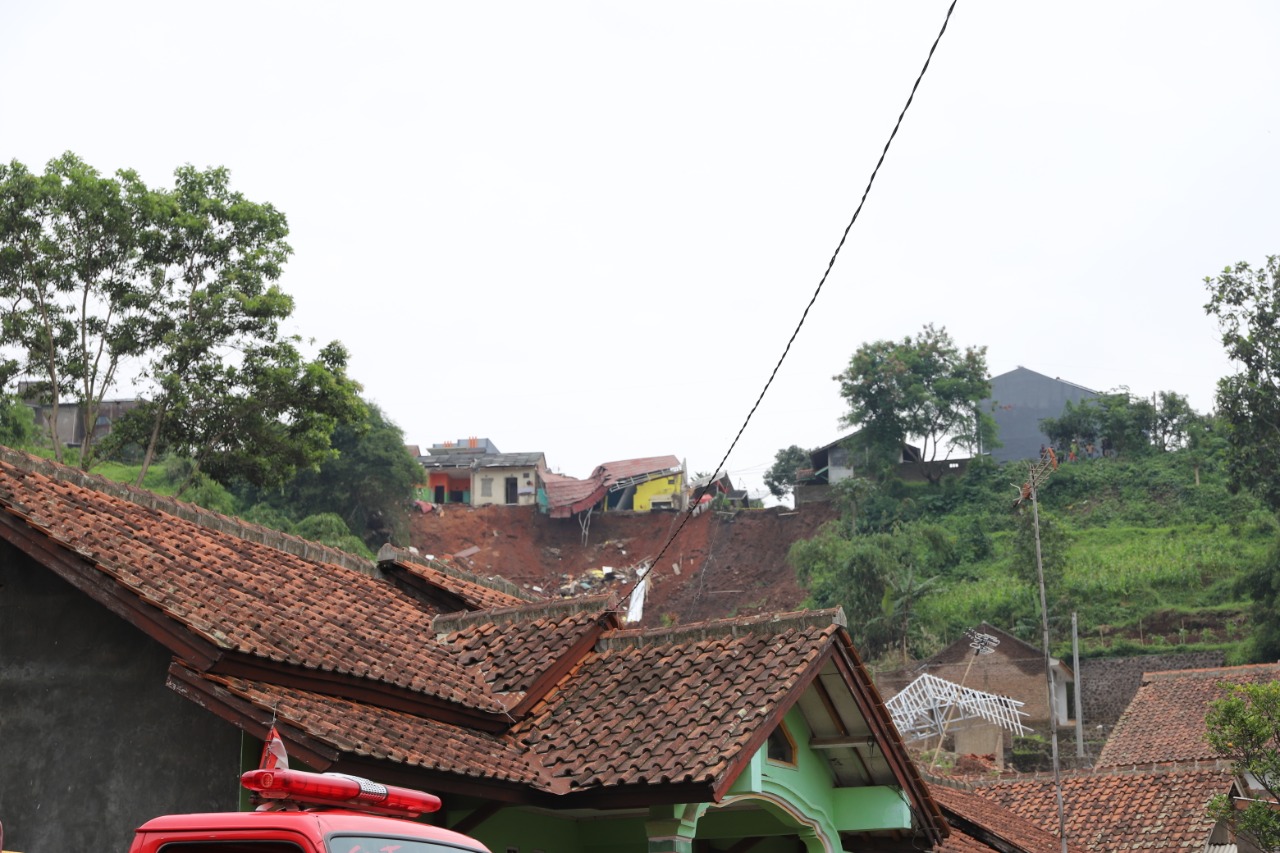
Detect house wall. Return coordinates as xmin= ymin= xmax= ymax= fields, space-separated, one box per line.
xmin=427 ymin=472 xmax=471 ymax=504
xmin=0 ymin=542 xmax=243 ymax=852
xmin=985 ymin=369 xmax=1097 ymax=463
xmin=471 ymin=466 xmax=539 ymax=507
xmin=634 ymin=473 xmax=682 ymax=512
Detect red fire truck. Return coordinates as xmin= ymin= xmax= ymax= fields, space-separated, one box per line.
xmin=122 ymin=767 xmax=491 ymax=853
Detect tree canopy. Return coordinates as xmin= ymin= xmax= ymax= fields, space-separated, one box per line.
xmin=0 ymin=154 xmax=159 ymax=467
xmin=834 ymin=324 xmax=994 ymax=466
xmin=1206 ymin=680 xmax=1280 ymax=851
xmin=247 ymin=402 xmax=424 ymax=549
xmin=1204 ymin=256 xmax=1280 ymax=511
xmin=764 ymin=444 xmax=810 ymax=499
xmin=1038 ymin=389 xmax=1200 ymax=458
xmin=1 ymin=152 xmax=363 ymax=490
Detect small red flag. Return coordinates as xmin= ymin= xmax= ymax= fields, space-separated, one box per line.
xmin=260 ymin=724 xmax=290 ymax=770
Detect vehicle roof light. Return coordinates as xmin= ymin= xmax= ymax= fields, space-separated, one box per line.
xmin=241 ymin=769 xmax=442 ymax=818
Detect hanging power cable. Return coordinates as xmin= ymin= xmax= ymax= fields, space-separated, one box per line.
xmin=628 ymin=1 xmax=961 ymax=605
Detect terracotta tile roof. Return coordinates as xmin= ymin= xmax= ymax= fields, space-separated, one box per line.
xmin=931 ymin=784 xmax=1084 ymax=853
xmin=0 ymin=449 xmax=503 ymax=714
xmin=542 ymin=455 xmax=681 ymax=518
xmin=436 ymin=598 xmax=615 ymax=697
xmin=175 ymin=666 xmax=551 ymax=789
xmin=510 ymin=611 xmax=840 ymax=791
xmin=1 ymin=448 xmax=942 ymax=825
xmin=971 ymin=768 xmax=1233 ymax=852
xmin=1098 ymin=663 xmax=1280 ymax=767
xmin=378 ymin=544 xmax=535 ymax=611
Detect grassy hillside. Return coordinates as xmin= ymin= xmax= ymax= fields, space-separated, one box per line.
xmin=794 ymin=448 xmax=1272 ymax=665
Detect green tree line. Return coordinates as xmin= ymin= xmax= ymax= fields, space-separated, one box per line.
xmin=0 ymin=153 xmax=423 ymax=554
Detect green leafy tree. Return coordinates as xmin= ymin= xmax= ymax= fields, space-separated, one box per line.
xmin=0 ymin=396 xmax=37 ymax=447
xmin=256 ymin=403 xmax=424 ymax=548
xmin=126 ymin=163 xmax=294 ymax=484
xmin=834 ymin=324 xmax=995 ymax=474
xmin=791 ymin=519 xmax=953 ymax=660
xmin=1205 ymin=256 xmax=1280 ymax=510
xmin=764 ymin=444 xmax=810 ymax=500
xmin=151 ymin=340 xmax=364 ymax=495
xmin=1040 ymin=389 xmax=1161 ymax=458
xmin=0 ymin=154 xmax=159 ymax=467
xmin=1205 ymin=680 xmax=1280 ymax=851
xmin=1152 ymin=390 xmax=1198 ymax=452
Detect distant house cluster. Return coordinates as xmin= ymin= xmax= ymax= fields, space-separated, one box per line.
xmin=411 ymin=437 xmax=687 ymax=518
xmin=17 ymin=381 xmax=143 ymax=449
xmin=789 ymin=367 xmax=1104 ymax=506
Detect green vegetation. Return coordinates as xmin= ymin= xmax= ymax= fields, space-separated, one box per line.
xmin=0 ymin=153 xmax=424 ymax=558
xmin=791 ymin=442 xmax=1272 ymax=664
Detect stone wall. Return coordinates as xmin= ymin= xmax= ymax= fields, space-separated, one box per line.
xmin=1079 ymin=651 xmax=1226 ymax=726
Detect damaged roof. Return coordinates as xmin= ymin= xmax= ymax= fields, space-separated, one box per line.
xmin=541 ymin=455 xmax=682 ymax=518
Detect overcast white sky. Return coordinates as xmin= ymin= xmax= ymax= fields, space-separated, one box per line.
xmin=5 ymin=2 xmax=1279 ymax=499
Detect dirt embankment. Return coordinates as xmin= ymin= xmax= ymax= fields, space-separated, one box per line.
xmin=407 ymin=502 xmax=839 ymax=626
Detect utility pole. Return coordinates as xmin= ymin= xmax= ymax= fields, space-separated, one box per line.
xmin=1025 ymin=457 xmax=1068 ymax=853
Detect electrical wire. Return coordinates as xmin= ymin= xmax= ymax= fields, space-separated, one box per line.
xmin=633 ymin=1 xmax=961 ymax=597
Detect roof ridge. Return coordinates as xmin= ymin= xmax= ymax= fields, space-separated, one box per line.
xmin=950 ymin=759 xmax=1237 ymax=786
xmin=1144 ymin=662 xmax=1280 ymax=681
xmin=432 ymin=595 xmax=616 ymax=632
xmin=0 ymin=446 xmax=375 ymax=576
xmin=598 ymin=608 xmax=846 ymax=650
xmin=376 ymin=543 xmax=538 ymax=601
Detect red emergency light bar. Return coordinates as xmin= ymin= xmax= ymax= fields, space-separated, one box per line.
xmin=241 ymin=768 xmax=442 ymax=818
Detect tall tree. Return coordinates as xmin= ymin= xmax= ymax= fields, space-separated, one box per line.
xmin=834 ymin=324 xmax=994 ymax=469
xmin=1204 ymin=256 xmax=1280 ymax=510
xmin=0 ymin=154 xmax=158 ymax=467
xmin=128 ymin=164 xmax=294 ymax=484
xmin=764 ymin=444 xmax=810 ymax=500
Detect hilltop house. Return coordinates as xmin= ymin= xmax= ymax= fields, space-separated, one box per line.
xmin=984 ymin=367 xmax=1098 ymax=463
xmin=0 ymin=447 xmax=946 ymax=853
xmin=416 ymin=438 xmax=546 ymax=507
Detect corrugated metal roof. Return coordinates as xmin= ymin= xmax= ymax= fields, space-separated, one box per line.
xmin=419 ymin=451 xmax=545 ymax=469
xmin=542 ymin=456 xmax=681 ymax=517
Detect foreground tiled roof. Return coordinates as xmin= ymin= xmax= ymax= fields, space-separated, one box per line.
xmin=511 ymin=611 xmax=840 ymax=791
xmin=171 ymin=665 xmax=550 ymax=790
xmin=436 ymin=598 xmax=615 ymax=699
xmin=971 ymin=768 xmax=1233 ymax=853
xmin=1098 ymin=663 xmax=1280 ymax=767
xmin=542 ymin=455 xmax=681 ymax=517
xmin=2 ymin=447 xmax=942 ymax=825
xmin=931 ymin=784 xmax=1084 ymax=853
xmin=0 ymin=448 xmax=505 ymax=714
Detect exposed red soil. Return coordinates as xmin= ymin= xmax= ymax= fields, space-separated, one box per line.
xmin=407 ymin=502 xmax=840 ymax=626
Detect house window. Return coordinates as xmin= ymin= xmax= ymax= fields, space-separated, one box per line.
xmin=480 ymin=477 xmax=493 ymax=497
xmin=766 ymin=724 xmax=796 ymax=765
